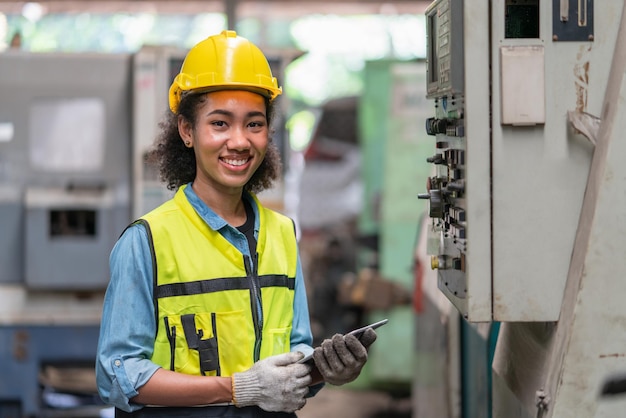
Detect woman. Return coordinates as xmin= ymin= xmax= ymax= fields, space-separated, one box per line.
xmin=96 ymin=30 xmax=376 ymax=417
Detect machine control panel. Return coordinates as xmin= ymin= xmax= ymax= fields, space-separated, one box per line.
xmin=421 ymin=0 xmax=487 ymax=316
xmin=421 ymin=0 xmax=596 ymax=322
xmin=419 ymin=94 xmax=468 ymax=301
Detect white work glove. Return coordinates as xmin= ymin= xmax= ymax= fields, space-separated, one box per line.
xmin=232 ymin=352 xmax=312 ymax=413
xmin=313 ymin=328 xmax=377 ymax=386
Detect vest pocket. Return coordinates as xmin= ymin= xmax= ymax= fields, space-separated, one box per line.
xmin=261 ymin=326 xmax=292 ymax=358
xmin=160 ymin=310 xmax=253 ymax=377
xmin=180 ymin=313 xmax=220 ymax=376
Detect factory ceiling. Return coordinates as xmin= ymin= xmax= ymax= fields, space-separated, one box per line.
xmin=0 ymin=0 xmax=430 ymax=17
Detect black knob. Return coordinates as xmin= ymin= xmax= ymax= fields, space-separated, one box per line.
xmin=428 ymin=189 xmax=444 ymax=218
xmin=426 ymin=154 xmax=445 ymax=164
xmin=425 ymin=117 xmax=449 ymax=135
xmin=447 ymin=180 xmax=465 ymax=193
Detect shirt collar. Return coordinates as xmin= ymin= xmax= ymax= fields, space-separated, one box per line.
xmin=182 ymin=182 xmax=260 ymax=234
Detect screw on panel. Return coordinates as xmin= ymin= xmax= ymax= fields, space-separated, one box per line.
xmin=553 ymin=34 xmax=559 ymax=41
xmin=588 ymin=34 xmax=594 ymax=41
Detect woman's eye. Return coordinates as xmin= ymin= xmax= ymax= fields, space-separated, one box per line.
xmin=211 ymin=120 xmax=227 ymax=127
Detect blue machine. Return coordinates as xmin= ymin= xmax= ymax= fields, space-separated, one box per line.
xmin=0 ymin=51 xmax=132 ymax=417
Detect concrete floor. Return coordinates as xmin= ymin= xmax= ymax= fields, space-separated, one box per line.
xmin=298 ymin=387 xmax=411 ymax=418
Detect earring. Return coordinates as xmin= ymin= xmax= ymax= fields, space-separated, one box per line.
xmin=185 ymin=141 xmax=191 ymax=147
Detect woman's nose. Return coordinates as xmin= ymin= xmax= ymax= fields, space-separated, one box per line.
xmin=227 ymin=127 xmax=249 ymax=150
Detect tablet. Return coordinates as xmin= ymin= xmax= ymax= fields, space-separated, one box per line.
xmin=298 ymin=319 xmax=389 ymax=364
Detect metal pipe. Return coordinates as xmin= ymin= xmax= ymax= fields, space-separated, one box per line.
xmin=224 ymin=0 xmax=238 ymax=30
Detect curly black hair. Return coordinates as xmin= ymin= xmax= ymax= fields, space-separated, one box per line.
xmin=148 ymin=91 xmax=282 ymax=194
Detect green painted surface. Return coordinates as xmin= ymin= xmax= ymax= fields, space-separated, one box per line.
xmin=356 ymin=59 xmax=432 ymax=386
xmin=358 ymin=59 xmax=391 ymax=238
xmin=380 ymin=61 xmax=431 ymax=288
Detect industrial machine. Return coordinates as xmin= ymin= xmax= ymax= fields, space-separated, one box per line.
xmin=0 ymin=44 xmax=297 ymax=417
xmin=419 ymin=0 xmax=626 ymax=416
xmin=0 ymin=51 xmax=132 ymax=417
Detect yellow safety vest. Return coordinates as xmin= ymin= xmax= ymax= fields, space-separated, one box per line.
xmin=139 ymin=186 xmax=297 ymax=377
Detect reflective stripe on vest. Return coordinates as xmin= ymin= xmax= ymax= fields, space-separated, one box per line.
xmin=140 ymin=186 xmax=297 ymax=377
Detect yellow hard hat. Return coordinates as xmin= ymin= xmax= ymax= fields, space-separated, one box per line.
xmin=169 ymin=30 xmax=282 ymax=113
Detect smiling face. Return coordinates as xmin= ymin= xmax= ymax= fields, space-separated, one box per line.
xmin=178 ymin=90 xmax=269 ymax=198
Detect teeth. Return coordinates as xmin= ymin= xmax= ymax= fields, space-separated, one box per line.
xmin=223 ymin=158 xmax=248 ymax=166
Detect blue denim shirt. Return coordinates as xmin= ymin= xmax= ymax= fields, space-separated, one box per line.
xmin=96 ymin=184 xmax=316 ymax=411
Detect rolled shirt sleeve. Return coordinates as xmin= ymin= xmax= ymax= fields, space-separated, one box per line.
xmin=96 ymin=225 xmax=161 ymax=412
xmin=96 ymin=188 xmax=320 ymax=410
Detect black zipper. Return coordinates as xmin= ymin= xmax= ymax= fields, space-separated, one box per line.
xmin=244 ymin=253 xmax=263 ymax=362
xmin=211 ymin=312 xmax=221 ymax=376
xmin=164 ymin=316 xmax=176 ymax=371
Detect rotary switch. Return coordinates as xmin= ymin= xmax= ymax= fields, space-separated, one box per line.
xmin=425 ymin=117 xmax=448 ymax=135
xmin=425 ymin=117 xmax=465 ymax=137
xmin=418 ymin=188 xmax=444 ymax=218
